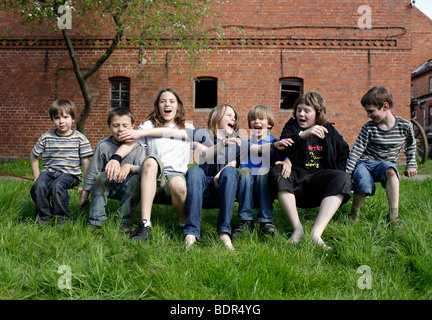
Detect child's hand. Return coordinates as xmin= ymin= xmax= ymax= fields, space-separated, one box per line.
xmin=77 ymin=186 xmax=84 ymax=194
xmin=300 ymin=125 xmax=328 ymax=139
xmin=119 ymin=129 xmax=142 ymax=143
xmin=274 ymin=138 xmax=294 ymax=150
xmin=105 ymin=159 xmax=121 ymax=180
xmin=224 ymin=137 xmax=241 ymax=147
xmin=276 ymin=159 xmax=292 ymax=178
xmin=79 ymin=198 xmax=90 ymax=210
xmin=404 ymin=168 xmax=417 ymax=178
xmin=78 ymin=190 xmax=90 ymax=210
xmin=117 ymin=164 xmax=132 ymax=183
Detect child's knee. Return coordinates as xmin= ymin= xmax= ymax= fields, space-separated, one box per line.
xmin=169 ymin=177 xmax=187 ymax=198
xmin=220 ymin=166 xmax=239 ymax=180
xmin=143 ymin=157 xmax=159 ymax=173
xmin=386 ymin=167 xmax=398 ymax=178
xmin=186 ymin=166 xmax=205 ymax=180
xmin=91 ymin=173 xmax=110 ymax=195
xmin=93 ymin=172 xmax=109 ymax=188
xmin=32 ymin=179 xmax=48 ymax=192
xmin=239 ymin=167 xmax=252 ymax=178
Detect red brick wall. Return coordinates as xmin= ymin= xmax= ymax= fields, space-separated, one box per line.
xmin=0 ymin=0 xmax=415 ymax=160
xmin=411 ymin=69 xmax=432 ymax=127
xmin=412 ymin=70 xmax=432 ymax=99
xmin=411 ymin=7 xmax=432 ymax=71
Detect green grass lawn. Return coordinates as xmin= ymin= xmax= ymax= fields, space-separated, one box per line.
xmin=0 ymin=160 xmax=432 ymax=300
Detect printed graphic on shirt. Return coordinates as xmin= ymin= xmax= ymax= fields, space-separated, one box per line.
xmin=305 ymin=137 xmax=324 ymax=170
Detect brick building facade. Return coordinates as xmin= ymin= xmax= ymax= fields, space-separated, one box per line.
xmin=410 ymin=7 xmax=432 ymax=134
xmin=0 ymin=0 xmax=421 ymax=161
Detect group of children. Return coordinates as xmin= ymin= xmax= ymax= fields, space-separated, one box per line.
xmin=30 ymin=86 xmax=418 ymax=251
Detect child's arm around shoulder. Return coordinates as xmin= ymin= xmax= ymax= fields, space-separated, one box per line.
xmin=249 ymin=138 xmax=294 ymax=155
xmin=119 ymin=127 xmax=189 ymax=143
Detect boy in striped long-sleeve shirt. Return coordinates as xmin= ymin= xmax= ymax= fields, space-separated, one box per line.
xmin=345 ymin=87 xmax=417 ymax=227
xmin=30 ymin=99 xmax=93 ymax=225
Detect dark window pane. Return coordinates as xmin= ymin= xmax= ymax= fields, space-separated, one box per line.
xmin=121 ymin=83 xmax=130 ymax=91
xmin=111 ymin=100 xmax=119 ymax=108
xmin=111 ymin=91 xmax=119 ymax=100
xmin=280 ymin=78 xmax=303 ymax=110
xmin=280 ymin=91 xmax=300 ymax=110
xmin=121 ymin=91 xmax=129 ymax=100
xmin=111 ymin=83 xmax=120 ymax=91
xmin=195 ymin=78 xmax=217 ymax=109
xmin=281 ymin=82 xmax=301 ymax=92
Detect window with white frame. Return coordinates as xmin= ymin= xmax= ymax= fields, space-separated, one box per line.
xmin=280 ymin=78 xmax=303 ymax=110
xmin=110 ymin=77 xmax=130 ymax=108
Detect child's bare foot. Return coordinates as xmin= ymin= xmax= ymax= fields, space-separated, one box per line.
xmin=288 ymin=226 xmax=304 ymax=244
xmin=184 ymin=234 xmax=197 ymax=250
xmin=312 ymin=235 xmax=333 ymax=251
xmin=219 ymin=233 xmax=235 ymax=251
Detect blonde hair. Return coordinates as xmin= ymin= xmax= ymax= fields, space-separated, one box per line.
xmin=293 ymin=91 xmax=328 ymax=126
xmin=247 ymin=104 xmax=275 ymax=129
xmin=207 ymin=104 xmax=239 ymax=138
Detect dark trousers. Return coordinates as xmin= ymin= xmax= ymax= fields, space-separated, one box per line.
xmin=268 ymin=166 xmax=351 ymax=208
xmin=30 ymin=171 xmax=80 ymax=222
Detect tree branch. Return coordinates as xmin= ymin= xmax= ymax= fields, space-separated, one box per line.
xmin=82 ymin=14 xmax=124 ymax=80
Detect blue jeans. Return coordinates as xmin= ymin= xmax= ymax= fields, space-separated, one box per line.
xmin=184 ymin=165 xmax=239 ymax=239
xmin=30 ymin=170 xmax=80 ymax=222
xmin=88 ymin=172 xmax=133 ymax=227
xmin=352 ymin=160 xmax=400 ymax=196
xmin=116 ymin=174 xmax=141 ymax=225
xmin=238 ymin=167 xmax=274 ymax=223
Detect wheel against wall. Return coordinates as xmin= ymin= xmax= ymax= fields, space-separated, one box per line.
xmin=411 ymin=119 xmax=428 ymax=164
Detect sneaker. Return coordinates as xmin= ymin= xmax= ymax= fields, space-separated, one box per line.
xmin=233 ymin=220 xmax=254 ymax=238
xmin=120 ymin=220 xmax=132 ymax=233
xmin=130 ymin=220 xmax=151 ymax=243
xmin=387 ymin=218 xmax=403 ymax=230
xmin=259 ymin=222 xmax=276 ymax=235
xmin=347 ymin=214 xmax=359 ymax=224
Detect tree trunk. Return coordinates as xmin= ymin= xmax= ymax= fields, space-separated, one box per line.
xmin=61 ymin=15 xmax=124 ymax=133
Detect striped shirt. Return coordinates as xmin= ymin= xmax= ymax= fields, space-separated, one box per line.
xmin=32 ymin=130 xmax=94 ymax=180
xmin=345 ymin=116 xmax=417 ymax=174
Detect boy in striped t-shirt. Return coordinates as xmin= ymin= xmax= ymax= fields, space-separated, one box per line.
xmin=30 ymin=99 xmax=93 ymax=225
xmin=345 ymin=87 xmax=417 ymax=228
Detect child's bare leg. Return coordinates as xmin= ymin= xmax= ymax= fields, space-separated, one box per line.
xmin=349 ymin=193 xmax=367 ymax=220
xmin=140 ymin=158 xmax=158 ymax=222
xmin=168 ymin=176 xmax=187 ymax=225
xmin=385 ymin=168 xmax=400 ymax=221
xmin=311 ymin=194 xmax=344 ymax=250
xmin=278 ymin=191 xmax=303 ymax=243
